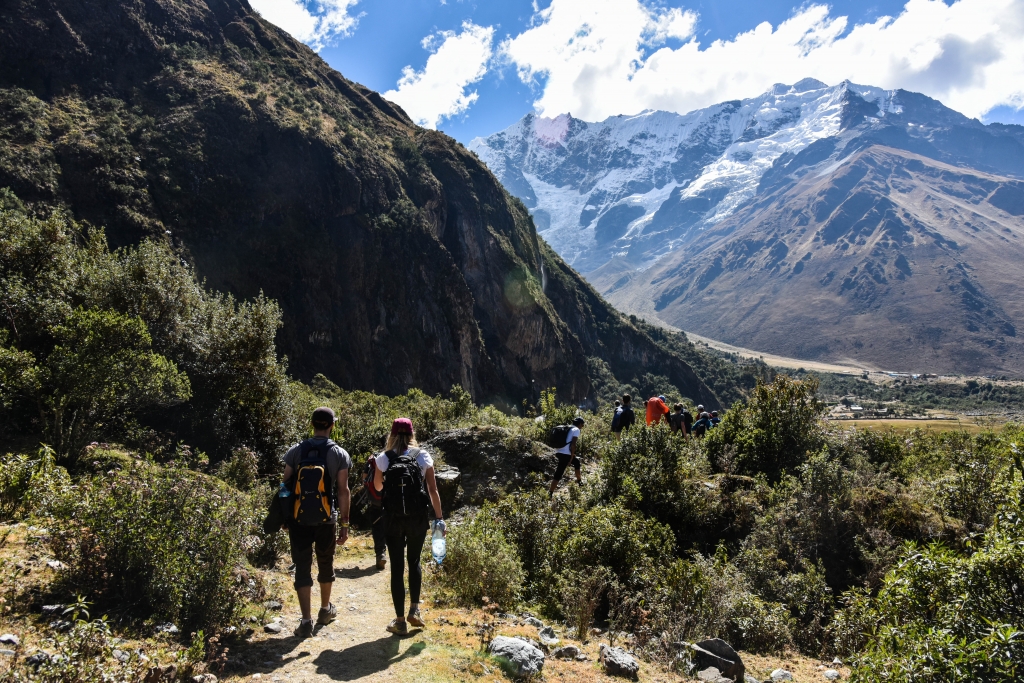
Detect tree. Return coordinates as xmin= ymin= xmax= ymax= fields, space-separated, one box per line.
xmin=34 ymin=308 xmax=190 ymax=458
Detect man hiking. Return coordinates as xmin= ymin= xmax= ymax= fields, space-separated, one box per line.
xmin=710 ymin=410 xmax=722 ymax=428
xmin=646 ymin=395 xmax=670 ymax=425
xmin=692 ymin=411 xmax=713 ymax=438
xmin=668 ymin=403 xmax=686 ymax=434
xmin=610 ymin=394 xmax=635 ymax=440
xmin=280 ymin=407 xmax=351 ymax=638
xmin=361 ymin=454 xmax=388 ymax=570
xmin=682 ymin=404 xmax=694 ymax=440
xmin=549 ymin=416 xmax=584 ymax=496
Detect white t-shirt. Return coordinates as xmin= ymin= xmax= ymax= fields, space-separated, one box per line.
xmin=555 ymin=426 xmax=580 ymax=455
xmin=375 ymin=447 xmax=434 ymax=477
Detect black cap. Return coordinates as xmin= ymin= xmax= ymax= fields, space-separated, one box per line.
xmin=572 ymin=416 xmax=585 ymax=426
xmin=311 ymin=406 xmax=336 ymax=429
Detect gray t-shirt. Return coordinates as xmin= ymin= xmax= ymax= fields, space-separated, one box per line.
xmin=282 ymin=438 xmax=352 ymax=483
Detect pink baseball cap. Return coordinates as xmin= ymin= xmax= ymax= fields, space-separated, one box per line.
xmin=390 ymin=418 xmax=414 ymax=435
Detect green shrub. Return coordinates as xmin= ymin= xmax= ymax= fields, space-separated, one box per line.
xmin=0 ymin=198 xmax=295 ymax=468
xmin=0 ymin=446 xmax=70 ymax=520
xmin=706 ymin=375 xmax=826 ymax=481
xmin=435 ymin=506 xmax=525 ymax=610
xmin=46 ymin=462 xmax=264 ymax=631
xmin=847 ymin=466 xmax=1024 ymax=680
xmin=34 ymin=308 xmax=191 ymax=458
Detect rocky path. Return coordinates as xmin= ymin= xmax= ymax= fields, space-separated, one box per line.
xmin=226 ymin=544 xmax=442 ymax=683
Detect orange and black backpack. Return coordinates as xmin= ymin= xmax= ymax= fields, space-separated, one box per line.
xmin=292 ymin=439 xmax=337 ymax=526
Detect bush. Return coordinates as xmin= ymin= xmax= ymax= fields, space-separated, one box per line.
xmin=706 ymin=375 xmax=826 ymax=481
xmin=0 ymin=197 xmax=295 ymax=468
xmin=0 ymin=446 xmax=70 ymax=520
xmin=847 ymin=465 xmax=1024 ymax=680
xmin=435 ymin=506 xmax=525 ymax=610
xmin=45 ymin=461 xmax=265 ymax=631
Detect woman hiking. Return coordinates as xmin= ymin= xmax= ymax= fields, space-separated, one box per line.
xmin=373 ymin=418 xmax=445 ymax=635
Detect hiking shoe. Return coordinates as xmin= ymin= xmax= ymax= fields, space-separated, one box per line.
xmin=294 ymin=619 xmax=313 ymax=638
xmin=317 ymin=603 xmax=337 ymax=626
xmin=376 ymin=554 xmax=387 ymax=570
xmin=407 ymin=606 xmax=424 ymax=628
xmin=386 ymin=618 xmax=408 ymax=635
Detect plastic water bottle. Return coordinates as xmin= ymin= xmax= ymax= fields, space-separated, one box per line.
xmin=278 ymin=482 xmax=289 ymax=498
xmin=431 ymin=521 xmax=447 ymax=565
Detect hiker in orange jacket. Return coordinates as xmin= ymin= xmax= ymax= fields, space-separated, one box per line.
xmin=645 ymin=395 xmax=670 ymax=425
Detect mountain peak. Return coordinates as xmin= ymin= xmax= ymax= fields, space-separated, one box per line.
xmin=792 ymin=77 xmax=829 ymax=93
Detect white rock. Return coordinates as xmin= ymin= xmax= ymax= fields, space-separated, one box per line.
xmin=824 ymin=669 xmax=840 ymax=681
xmin=771 ymin=669 xmax=794 ymax=682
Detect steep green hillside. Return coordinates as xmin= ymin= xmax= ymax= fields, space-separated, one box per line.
xmin=0 ymin=0 xmax=724 ymax=408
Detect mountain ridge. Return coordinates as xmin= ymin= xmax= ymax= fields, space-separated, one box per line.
xmin=0 ymin=0 xmax=723 ymax=408
xmin=471 ymin=80 xmax=1024 ymax=376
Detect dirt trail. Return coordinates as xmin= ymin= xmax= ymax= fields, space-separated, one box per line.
xmin=227 ymin=543 xmax=437 ymax=683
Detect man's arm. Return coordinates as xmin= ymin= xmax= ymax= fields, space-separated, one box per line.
xmin=336 ymin=467 xmax=350 ymax=544
xmin=569 ymin=436 xmax=578 ymax=458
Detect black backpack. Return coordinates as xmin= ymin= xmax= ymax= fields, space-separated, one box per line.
xmin=611 ymin=408 xmax=623 ymax=431
xmin=548 ymin=425 xmax=573 ymax=449
xmin=292 ymin=439 xmax=337 ymax=526
xmin=382 ymin=448 xmax=428 ymax=519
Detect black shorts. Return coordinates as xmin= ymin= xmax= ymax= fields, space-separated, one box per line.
xmin=552 ymin=452 xmax=580 ymax=481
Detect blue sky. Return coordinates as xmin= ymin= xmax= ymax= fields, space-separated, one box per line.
xmin=250 ymin=0 xmax=1024 ymax=143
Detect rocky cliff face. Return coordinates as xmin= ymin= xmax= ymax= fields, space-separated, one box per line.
xmin=0 ymin=0 xmax=720 ymax=407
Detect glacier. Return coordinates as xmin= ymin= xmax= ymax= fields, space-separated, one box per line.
xmin=469 ymin=79 xmax=900 ymax=274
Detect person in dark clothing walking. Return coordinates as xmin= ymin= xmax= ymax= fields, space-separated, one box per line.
xmin=373 ymin=418 xmax=445 ymax=636
xmin=280 ymin=407 xmax=351 ymax=638
xmin=682 ymin=405 xmax=694 ymax=440
xmin=611 ymin=394 xmax=636 ymax=440
xmin=668 ymin=403 xmax=686 ymax=434
xmin=362 ymin=455 xmax=388 ymax=570
xmin=692 ymin=411 xmax=713 ymax=437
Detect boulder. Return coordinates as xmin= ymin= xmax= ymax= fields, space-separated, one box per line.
xmin=552 ymin=645 xmax=580 ymax=660
xmin=0 ymin=634 xmax=19 ymax=646
xmin=263 ymin=623 xmax=283 ymax=634
xmin=538 ymin=626 xmax=559 ymax=646
xmin=600 ymin=645 xmax=640 ymax=680
xmin=523 ymin=616 xmax=543 ymax=628
xmin=771 ymin=669 xmax=794 ymax=682
xmin=698 ymin=667 xmax=733 ymax=683
xmin=744 ymin=675 xmax=761 ymax=683
xmin=434 ymin=468 xmax=461 ymax=511
xmin=25 ymin=652 xmax=48 ymax=668
xmin=192 ymin=675 xmax=218 ymax=683
xmin=823 ymin=670 xmax=840 ymax=681
xmin=688 ymin=639 xmax=745 ymax=682
xmin=488 ymin=635 xmax=545 ymax=677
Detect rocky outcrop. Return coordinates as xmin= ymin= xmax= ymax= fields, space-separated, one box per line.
xmin=0 ymin=0 xmax=721 ymax=407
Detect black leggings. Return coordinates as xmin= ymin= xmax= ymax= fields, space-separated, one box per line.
xmin=385 ymin=515 xmax=429 ymax=618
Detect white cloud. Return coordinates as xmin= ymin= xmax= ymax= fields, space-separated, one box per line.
xmin=502 ymin=0 xmax=1024 ymax=121
xmin=249 ymin=0 xmax=361 ymax=51
xmin=384 ymin=22 xmax=495 ymax=129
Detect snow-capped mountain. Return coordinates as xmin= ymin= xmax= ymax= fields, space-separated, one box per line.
xmin=469 ymin=79 xmax=907 ymax=273
xmin=472 ymin=80 xmax=1024 ymax=375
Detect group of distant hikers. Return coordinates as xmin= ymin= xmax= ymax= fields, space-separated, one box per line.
xmin=275 ymin=394 xmax=718 ymax=639
xmin=273 ymin=407 xmax=444 ymax=639
xmin=608 ymin=393 xmax=720 ymax=440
